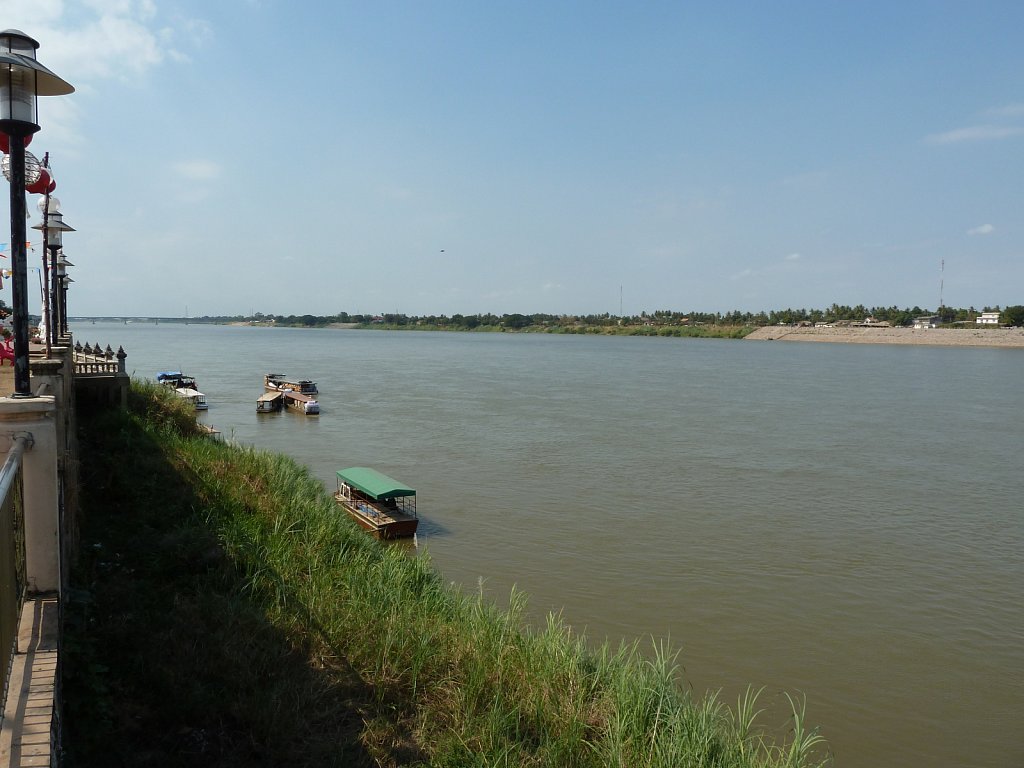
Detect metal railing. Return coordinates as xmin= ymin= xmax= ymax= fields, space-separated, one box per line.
xmin=0 ymin=435 xmax=29 ymax=702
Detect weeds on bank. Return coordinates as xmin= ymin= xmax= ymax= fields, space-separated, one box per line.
xmin=65 ymin=380 xmax=828 ymax=767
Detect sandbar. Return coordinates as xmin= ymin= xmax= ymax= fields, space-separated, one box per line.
xmin=745 ymin=326 xmax=1024 ymax=348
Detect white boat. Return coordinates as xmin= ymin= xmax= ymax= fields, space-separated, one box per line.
xmin=175 ymin=387 xmax=208 ymax=410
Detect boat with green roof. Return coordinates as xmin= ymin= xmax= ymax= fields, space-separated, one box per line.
xmin=334 ymin=467 xmax=418 ymax=539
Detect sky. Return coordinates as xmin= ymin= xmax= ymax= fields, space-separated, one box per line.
xmin=1 ymin=0 xmax=1022 ymax=318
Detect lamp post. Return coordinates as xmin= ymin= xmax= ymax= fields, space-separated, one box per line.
xmin=56 ymin=252 xmax=72 ymax=336
xmin=58 ymin=276 xmax=73 ymax=338
xmin=33 ymin=196 xmax=73 ymax=351
xmin=1 ymin=29 xmax=73 ymax=396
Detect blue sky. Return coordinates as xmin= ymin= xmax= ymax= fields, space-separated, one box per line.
xmin=2 ymin=1 xmax=1022 ymax=317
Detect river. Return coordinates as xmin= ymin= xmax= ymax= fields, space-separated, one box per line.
xmin=80 ymin=321 xmax=1023 ymax=767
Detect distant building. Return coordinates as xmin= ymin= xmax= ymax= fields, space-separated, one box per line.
xmin=914 ymin=315 xmax=939 ymax=329
xmin=976 ymin=311 xmax=1001 ymax=325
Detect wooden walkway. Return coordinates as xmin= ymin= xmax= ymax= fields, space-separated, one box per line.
xmin=0 ymin=597 xmax=58 ymax=767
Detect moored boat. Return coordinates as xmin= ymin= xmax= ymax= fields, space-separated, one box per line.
xmin=282 ymin=389 xmax=319 ymax=415
xmin=256 ymin=391 xmax=284 ymax=413
xmin=175 ymin=387 xmax=208 ymax=410
xmin=264 ymin=373 xmax=318 ymax=395
xmin=334 ymin=467 xmax=418 ymax=539
xmin=156 ymin=370 xmax=198 ymax=390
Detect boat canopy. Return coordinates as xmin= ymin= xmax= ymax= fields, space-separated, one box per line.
xmin=156 ymin=371 xmax=183 ymax=379
xmin=337 ymin=467 xmax=415 ymax=500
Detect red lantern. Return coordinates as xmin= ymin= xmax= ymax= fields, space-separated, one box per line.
xmin=25 ymin=168 xmax=51 ymax=195
xmin=0 ymin=133 xmax=33 ymax=154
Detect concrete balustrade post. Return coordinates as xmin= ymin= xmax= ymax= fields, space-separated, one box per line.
xmin=0 ymin=396 xmax=60 ymax=594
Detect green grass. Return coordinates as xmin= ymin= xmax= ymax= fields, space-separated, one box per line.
xmin=64 ymin=381 xmax=828 ymax=767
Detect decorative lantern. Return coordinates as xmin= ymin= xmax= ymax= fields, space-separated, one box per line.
xmin=0 ymin=132 xmax=31 ymax=153
xmin=31 ymin=196 xmax=74 ymax=247
xmin=0 ymin=148 xmax=40 ymax=184
xmin=24 ymin=165 xmax=50 ymax=194
xmin=1 ymin=29 xmax=74 ymax=136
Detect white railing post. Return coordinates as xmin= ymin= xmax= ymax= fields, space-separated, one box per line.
xmin=0 ymin=397 xmax=60 ymax=594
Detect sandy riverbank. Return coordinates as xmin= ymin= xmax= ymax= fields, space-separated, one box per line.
xmin=745 ymin=325 xmax=1024 ymax=348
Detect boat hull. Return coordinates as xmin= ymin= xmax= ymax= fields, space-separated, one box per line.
xmin=282 ymin=390 xmax=319 ymax=414
xmin=284 ymin=399 xmax=319 ymax=415
xmin=335 ymin=496 xmax=418 ymax=539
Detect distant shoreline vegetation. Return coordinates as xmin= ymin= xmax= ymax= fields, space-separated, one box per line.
xmin=77 ymin=303 xmax=1024 ymax=333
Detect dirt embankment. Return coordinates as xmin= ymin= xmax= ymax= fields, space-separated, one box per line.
xmin=745 ymin=325 xmax=1024 ymax=348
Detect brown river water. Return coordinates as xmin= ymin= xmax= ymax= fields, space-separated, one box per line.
xmin=88 ymin=321 xmax=1024 ymax=767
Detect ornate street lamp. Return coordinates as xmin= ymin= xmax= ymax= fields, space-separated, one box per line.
xmin=56 ymin=252 xmax=73 ymax=336
xmin=33 ymin=195 xmax=74 ymax=350
xmin=1 ymin=29 xmax=73 ymax=396
xmin=58 ymin=275 xmax=74 ymax=337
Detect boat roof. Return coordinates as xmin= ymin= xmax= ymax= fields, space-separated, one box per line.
xmin=175 ymin=388 xmax=206 ymax=397
xmin=257 ymin=391 xmax=284 ymax=402
xmin=157 ymin=370 xmax=183 ymax=378
xmin=337 ymin=467 xmax=415 ymax=499
xmin=268 ymin=374 xmax=315 ymax=384
xmin=282 ymin=390 xmax=317 ymax=402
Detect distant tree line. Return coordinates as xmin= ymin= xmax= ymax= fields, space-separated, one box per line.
xmin=180 ymin=304 xmax=1024 ymax=329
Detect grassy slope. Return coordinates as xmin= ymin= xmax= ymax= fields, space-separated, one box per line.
xmin=64 ymin=382 xmax=827 ymax=767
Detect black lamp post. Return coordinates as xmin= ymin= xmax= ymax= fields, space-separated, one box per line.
xmin=33 ymin=196 xmax=73 ymax=349
xmin=1 ymin=29 xmax=73 ymax=397
xmin=56 ymin=252 xmax=72 ymax=336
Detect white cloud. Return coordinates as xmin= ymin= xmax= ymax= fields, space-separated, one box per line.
xmin=178 ymin=17 xmax=214 ymax=48
xmin=82 ymin=0 xmax=156 ymax=19
xmin=35 ymin=98 xmax=84 ymax=152
xmin=2 ymin=0 xmax=208 ymax=83
xmin=172 ymin=160 xmax=222 ymax=181
xmin=0 ymin=6 xmax=198 ymax=155
xmin=2 ymin=0 xmax=66 ymax=28
xmin=925 ymin=125 xmax=1024 ymax=145
xmin=542 ymin=282 xmax=562 ymax=292
xmin=52 ymin=18 xmax=164 ymax=79
xmin=785 ymin=252 xmax=801 ymax=261
xmin=967 ymin=223 xmax=994 ymax=236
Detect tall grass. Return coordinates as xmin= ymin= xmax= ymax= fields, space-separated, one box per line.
xmin=66 ymin=381 xmax=829 ymax=766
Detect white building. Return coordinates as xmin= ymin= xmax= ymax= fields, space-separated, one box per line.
xmin=976 ymin=311 xmax=1001 ymax=325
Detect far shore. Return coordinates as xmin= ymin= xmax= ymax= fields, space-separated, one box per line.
xmin=207 ymin=319 xmax=1024 ymax=347
xmin=745 ymin=325 xmax=1024 ymax=348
